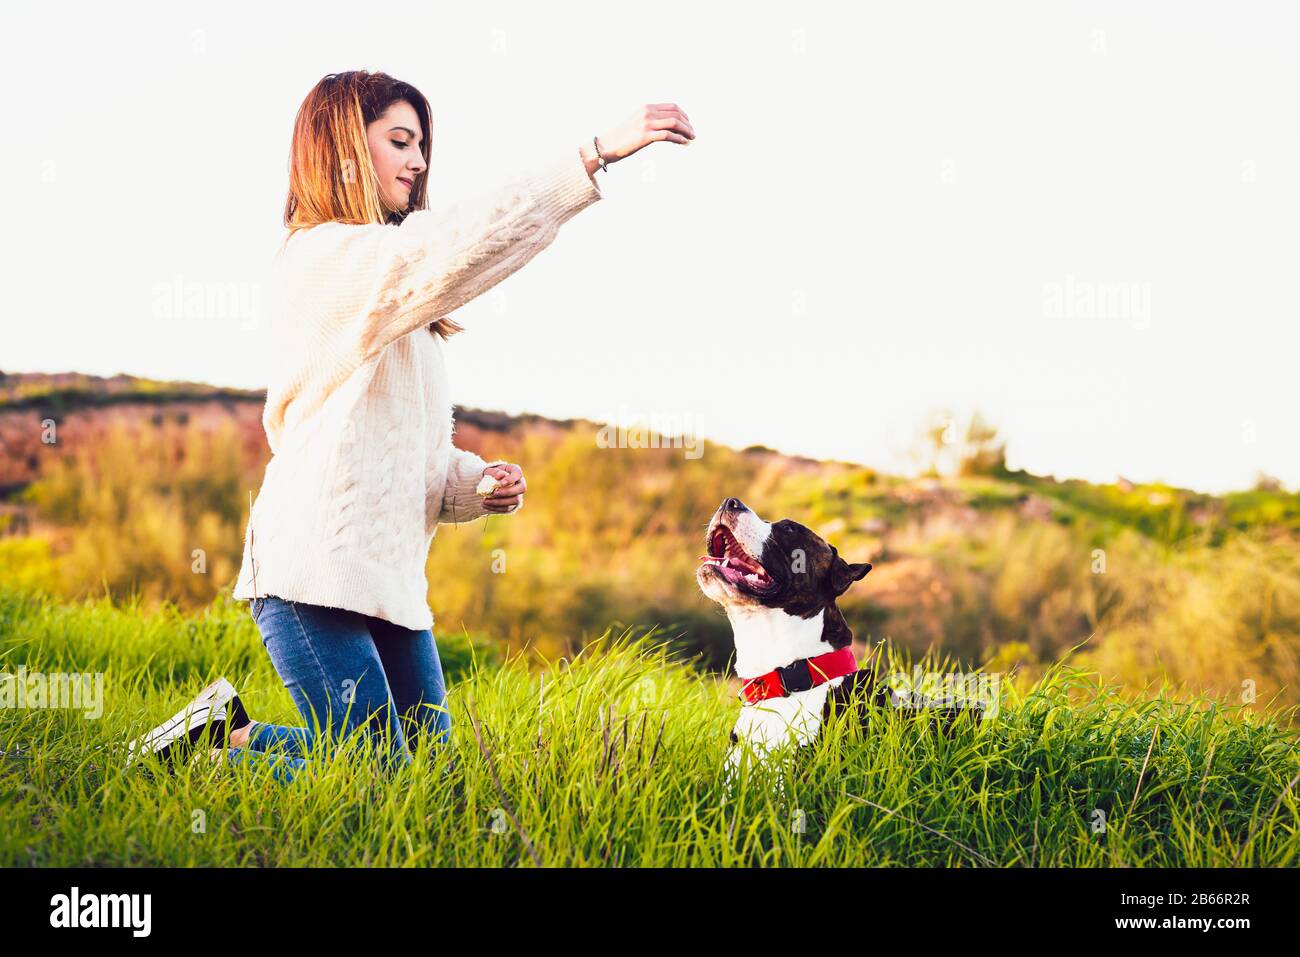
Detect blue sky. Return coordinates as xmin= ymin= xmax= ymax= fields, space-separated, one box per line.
xmin=3 ymin=0 xmax=1297 ymax=492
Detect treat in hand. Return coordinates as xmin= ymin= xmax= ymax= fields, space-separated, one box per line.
xmin=478 ymin=462 xmax=527 ymax=514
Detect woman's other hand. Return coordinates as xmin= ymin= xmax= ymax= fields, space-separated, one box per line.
xmin=480 ymin=463 xmax=527 ymax=514
xmin=592 ymin=104 xmax=696 ymax=167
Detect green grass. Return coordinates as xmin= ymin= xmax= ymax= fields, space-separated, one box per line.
xmin=2 ymin=588 xmax=1298 ymax=867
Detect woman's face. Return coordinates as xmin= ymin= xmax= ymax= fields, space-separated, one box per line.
xmin=366 ymin=99 xmax=428 ymax=212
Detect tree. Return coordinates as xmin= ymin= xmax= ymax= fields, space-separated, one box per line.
xmin=908 ymin=409 xmax=1007 ymax=478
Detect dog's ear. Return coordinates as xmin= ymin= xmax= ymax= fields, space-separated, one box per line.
xmin=828 ymin=548 xmax=872 ymax=597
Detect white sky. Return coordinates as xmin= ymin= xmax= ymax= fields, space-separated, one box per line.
xmin=3 ymin=0 xmax=1297 ymax=493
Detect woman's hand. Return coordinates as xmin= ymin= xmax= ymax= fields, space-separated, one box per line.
xmin=480 ymin=463 xmax=527 ymax=514
xmin=592 ymin=104 xmax=696 ymax=167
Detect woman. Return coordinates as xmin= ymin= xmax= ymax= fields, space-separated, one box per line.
xmin=124 ymin=71 xmax=695 ymax=782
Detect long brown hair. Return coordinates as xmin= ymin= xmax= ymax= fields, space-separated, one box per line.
xmin=283 ymin=70 xmax=462 ymax=338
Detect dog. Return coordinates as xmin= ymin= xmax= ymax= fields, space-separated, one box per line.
xmin=697 ymin=497 xmax=982 ymax=780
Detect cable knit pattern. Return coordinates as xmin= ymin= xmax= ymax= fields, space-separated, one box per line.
xmin=232 ymin=147 xmax=602 ymax=629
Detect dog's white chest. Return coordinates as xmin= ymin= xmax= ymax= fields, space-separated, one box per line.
xmin=719 ymin=604 xmax=851 ymax=780
xmin=731 ymin=682 xmax=837 ymax=750
xmin=725 ymin=678 xmax=845 ymax=786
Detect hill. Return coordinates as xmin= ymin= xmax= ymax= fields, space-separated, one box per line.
xmin=2 ymin=370 xmax=1299 ymax=709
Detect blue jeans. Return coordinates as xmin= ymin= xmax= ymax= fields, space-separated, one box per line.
xmin=231 ymin=595 xmax=453 ymax=783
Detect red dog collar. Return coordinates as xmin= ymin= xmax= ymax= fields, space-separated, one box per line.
xmin=739 ymin=646 xmax=859 ymax=704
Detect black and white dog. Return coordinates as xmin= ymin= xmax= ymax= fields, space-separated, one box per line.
xmin=697 ymin=498 xmax=980 ymax=777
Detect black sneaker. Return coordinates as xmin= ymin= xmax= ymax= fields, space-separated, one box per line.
xmin=125 ymin=677 xmax=249 ymax=769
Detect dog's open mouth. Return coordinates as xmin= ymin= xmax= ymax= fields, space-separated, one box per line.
xmin=699 ymin=524 xmax=773 ymax=590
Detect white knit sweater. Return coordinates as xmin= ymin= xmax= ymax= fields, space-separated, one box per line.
xmin=232 ymin=147 xmax=603 ymax=629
